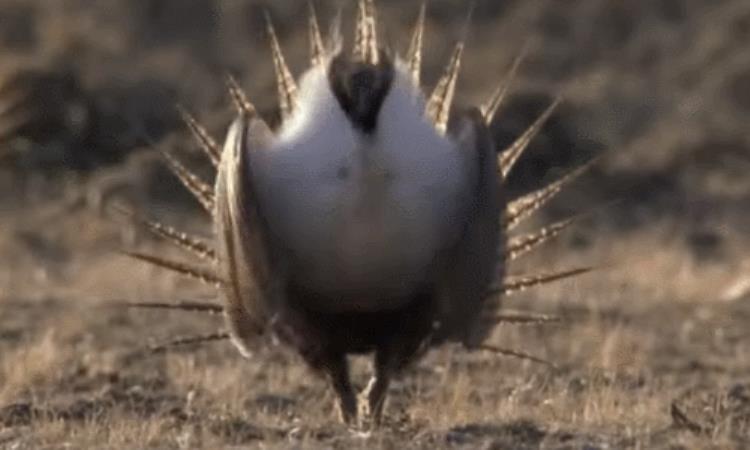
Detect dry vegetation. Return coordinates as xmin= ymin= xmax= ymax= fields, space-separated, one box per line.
xmin=1 ymin=0 xmax=750 ymax=448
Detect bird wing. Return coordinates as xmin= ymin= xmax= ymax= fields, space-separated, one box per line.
xmin=214 ymin=113 xmax=286 ymax=357
xmin=433 ymin=107 xmax=505 ymax=346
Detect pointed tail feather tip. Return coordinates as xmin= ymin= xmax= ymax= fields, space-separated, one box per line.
xmin=225 ymin=75 xmax=258 ymax=118
xmin=481 ymin=313 xmax=562 ymax=325
xmin=498 ymin=96 xmax=562 ymax=179
xmin=117 ymin=207 xmax=216 ymax=261
xmin=353 ymin=0 xmax=379 ymax=64
xmin=176 ymin=106 xmax=220 ymax=167
xmin=504 ymin=157 xmax=598 ymax=230
xmin=489 ymin=267 xmax=594 ymax=296
xmin=265 ymin=13 xmax=299 ymax=120
xmin=505 ymin=217 xmax=576 ymax=261
xmin=481 ymin=42 xmax=531 ymax=125
xmin=159 ymin=148 xmax=215 ymax=213
xmin=473 ymin=344 xmax=557 ymax=369
xmin=122 ymin=250 xmax=224 ymax=286
xmin=308 ymin=1 xmax=326 ymax=66
xmin=426 ymin=41 xmax=464 ymax=134
xmin=149 ymin=332 xmax=230 ymax=354
xmin=406 ymin=2 xmax=426 ymax=87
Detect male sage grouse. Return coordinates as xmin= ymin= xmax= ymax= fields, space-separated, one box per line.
xmin=122 ymin=0 xmax=594 ymax=425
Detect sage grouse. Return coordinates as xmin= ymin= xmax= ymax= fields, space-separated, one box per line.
xmin=123 ymin=0 xmax=594 ymax=424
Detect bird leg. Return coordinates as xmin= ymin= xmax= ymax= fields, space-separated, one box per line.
xmin=325 ymin=355 xmax=358 ymax=424
xmin=360 ymin=349 xmax=394 ymax=426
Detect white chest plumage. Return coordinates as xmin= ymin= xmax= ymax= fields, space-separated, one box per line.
xmin=250 ymin=63 xmax=475 ymax=304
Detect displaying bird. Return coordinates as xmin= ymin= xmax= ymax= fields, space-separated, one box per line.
xmin=121 ymin=0 xmax=594 ymax=425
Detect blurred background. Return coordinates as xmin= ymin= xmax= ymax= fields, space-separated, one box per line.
xmin=1 ymin=0 xmax=748 ymax=247
xmin=0 ymin=0 xmax=749 ymax=447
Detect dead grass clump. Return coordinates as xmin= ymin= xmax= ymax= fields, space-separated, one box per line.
xmin=0 ymin=330 xmax=67 ymax=403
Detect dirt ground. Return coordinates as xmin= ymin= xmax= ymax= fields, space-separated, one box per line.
xmin=1 ymin=1 xmax=750 ymax=448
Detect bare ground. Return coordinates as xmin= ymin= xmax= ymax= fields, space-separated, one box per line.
xmin=1 ymin=1 xmax=750 ymax=448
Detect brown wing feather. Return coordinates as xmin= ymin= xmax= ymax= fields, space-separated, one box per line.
xmin=214 ymin=114 xmax=284 ymax=356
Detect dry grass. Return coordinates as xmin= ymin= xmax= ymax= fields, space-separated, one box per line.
xmin=2 ymin=0 xmax=750 ymax=448
xmin=4 ymin=211 xmax=748 ymax=448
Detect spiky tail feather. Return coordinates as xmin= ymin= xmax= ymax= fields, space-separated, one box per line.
xmin=489 ymin=267 xmax=594 ymax=297
xmin=497 ymin=97 xmax=562 ymax=179
xmin=426 ymin=41 xmax=464 ymax=135
xmin=481 ymin=43 xmax=530 ymax=125
xmin=353 ymin=0 xmax=379 ymax=64
xmin=177 ymin=106 xmax=220 ymax=167
xmin=406 ymin=2 xmax=426 ymax=87
xmin=473 ymin=344 xmax=557 ymax=368
xmin=505 ymin=217 xmax=575 ymax=261
xmin=121 ymin=250 xmax=223 ymax=286
xmin=149 ymin=332 xmax=230 ymax=354
xmin=480 ymin=312 xmax=561 ymax=325
xmin=113 ymin=205 xmax=216 ymax=262
xmin=159 ymin=148 xmax=215 ymax=213
xmin=308 ymin=1 xmax=326 ymax=66
xmin=504 ymin=158 xmax=597 ymax=230
xmin=225 ymin=75 xmax=258 ymax=118
xmin=119 ymin=301 xmax=223 ymax=314
xmin=265 ymin=13 xmax=298 ymax=121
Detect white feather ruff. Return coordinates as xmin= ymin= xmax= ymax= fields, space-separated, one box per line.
xmin=249 ymin=61 xmax=475 ymax=308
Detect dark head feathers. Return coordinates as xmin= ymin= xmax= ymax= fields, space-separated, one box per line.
xmin=327 ymin=51 xmax=395 ymax=134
